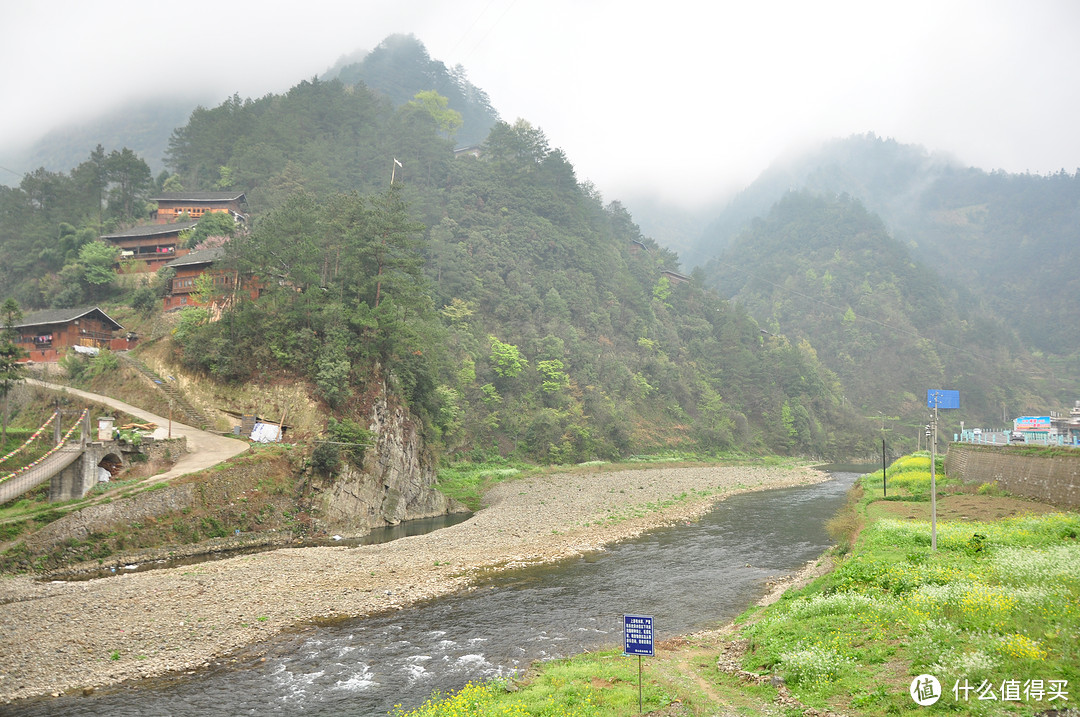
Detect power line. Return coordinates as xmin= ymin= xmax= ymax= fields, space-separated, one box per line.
xmin=447 ymin=0 xmax=500 ymax=58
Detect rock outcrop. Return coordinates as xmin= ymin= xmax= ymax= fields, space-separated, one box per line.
xmin=315 ymin=376 xmax=458 ymax=532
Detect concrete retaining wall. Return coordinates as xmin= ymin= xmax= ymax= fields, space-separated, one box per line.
xmin=944 ymin=444 xmax=1080 ymax=509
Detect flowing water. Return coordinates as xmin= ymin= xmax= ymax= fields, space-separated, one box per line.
xmin=12 ymin=470 xmax=861 ymax=716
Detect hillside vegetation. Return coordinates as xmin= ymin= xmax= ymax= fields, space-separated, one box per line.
xmin=0 ymin=38 xmax=881 ymax=464
xmin=702 ymin=191 xmax=1044 ymax=432
xmin=691 ymin=133 xmax=1080 ymax=368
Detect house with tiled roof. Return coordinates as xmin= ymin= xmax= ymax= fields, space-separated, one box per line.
xmin=14 ymin=306 xmax=133 ymax=363
xmin=100 ymin=221 xmax=196 ymax=272
xmin=150 ymin=191 xmax=248 ymax=224
xmin=163 ymin=247 xmax=228 ymax=310
xmin=161 ymin=246 xmax=261 ymax=311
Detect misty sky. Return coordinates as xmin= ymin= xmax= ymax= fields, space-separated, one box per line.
xmin=3 ymin=0 xmax=1079 ymax=206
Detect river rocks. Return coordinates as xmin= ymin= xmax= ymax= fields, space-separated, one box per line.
xmin=0 ymin=464 xmax=823 ymax=704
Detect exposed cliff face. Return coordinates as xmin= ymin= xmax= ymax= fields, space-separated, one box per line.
xmin=316 ymin=378 xmax=457 ymax=532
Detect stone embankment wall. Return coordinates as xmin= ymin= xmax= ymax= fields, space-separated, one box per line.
xmin=944 ymin=444 xmax=1080 ymax=509
xmin=25 ymin=483 xmax=196 ymax=552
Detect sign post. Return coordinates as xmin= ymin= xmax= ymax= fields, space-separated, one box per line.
xmin=624 ymin=614 xmax=654 ymax=714
xmin=882 ymin=438 xmax=887 ymax=497
xmin=927 ymin=390 xmax=960 ymax=551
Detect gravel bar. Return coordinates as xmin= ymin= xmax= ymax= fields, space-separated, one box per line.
xmin=0 ymin=463 xmax=824 ymax=703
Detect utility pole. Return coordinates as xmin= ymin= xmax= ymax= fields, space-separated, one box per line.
xmin=928 ymin=413 xmax=938 ymax=551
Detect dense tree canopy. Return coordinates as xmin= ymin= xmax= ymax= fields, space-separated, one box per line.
xmin=703 ymin=191 xmax=1040 ymax=431
xmin=4 ymin=68 xmax=998 ymax=462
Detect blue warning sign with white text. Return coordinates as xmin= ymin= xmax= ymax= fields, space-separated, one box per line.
xmin=623 ymin=614 xmax=654 ymax=656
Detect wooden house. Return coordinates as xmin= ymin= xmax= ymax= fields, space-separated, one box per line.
xmin=100 ymin=221 xmax=196 ymax=272
xmin=14 ymin=307 xmax=131 ymax=363
xmin=660 ymin=270 xmax=691 ymax=286
xmin=162 ymin=247 xmax=232 ymax=310
xmin=150 ymin=191 xmax=248 ymax=224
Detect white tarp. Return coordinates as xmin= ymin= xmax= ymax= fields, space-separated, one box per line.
xmin=98 ymin=467 xmax=111 ymax=483
xmin=250 ymin=423 xmax=281 ymax=443
xmin=73 ymin=345 xmax=100 ymax=356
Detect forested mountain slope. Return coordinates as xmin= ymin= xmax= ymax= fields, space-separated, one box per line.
xmin=689 ymin=134 xmax=1080 ymax=359
xmin=702 ymin=192 xmax=1047 ymax=428
xmin=167 ymin=108 xmax=877 ymax=460
xmin=0 ymin=41 xmax=882 ymax=460
xmin=0 ymin=97 xmax=206 ymax=182
xmin=322 ymin=34 xmax=499 ymax=148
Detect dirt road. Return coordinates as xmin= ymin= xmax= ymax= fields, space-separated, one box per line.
xmin=24 ymin=379 xmax=249 ymax=485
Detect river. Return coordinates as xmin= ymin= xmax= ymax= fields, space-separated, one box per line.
xmin=8 ymin=470 xmax=860 ymax=716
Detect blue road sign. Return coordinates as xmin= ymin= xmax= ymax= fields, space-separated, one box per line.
xmin=623 ymin=614 xmax=654 ymax=656
xmin=927 ymin=390 xmax=959 ymax=409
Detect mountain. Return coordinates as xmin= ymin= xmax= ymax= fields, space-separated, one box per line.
xmin=1 ymin=34 xmax=499 ymax=190
xmin=164 ymin=107 xmax=877 ymax=460
xmin=701 ymin=191 xmax=1047 ymax=431
xmin=7 ymin=37 xmax=1067 ymax=461
xmin=0 ymin=96 xmax=212 ymax=182
xmin=0 ymin=39 xmax=881 ymax=461
xmin=322 ymin=34 xmax=500 ymax=148
xmin=689 ymin=134 xmax=1080 ymax=361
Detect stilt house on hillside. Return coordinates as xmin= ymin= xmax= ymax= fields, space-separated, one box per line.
xmin=100 ymin=221 xmax=197 ymax=273
xmin=163 ymin=246 xmax=230 ymax=310
xmin=150 ymin=191 xmax=248 ymax=224
xmin=14 ymin=306 xmax=132 ymax=363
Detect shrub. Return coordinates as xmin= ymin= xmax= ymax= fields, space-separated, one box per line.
xmin=779 ymin=644 xmax=855 ymax=684
xmin=311 ymin=442 xmax=340 ymax=476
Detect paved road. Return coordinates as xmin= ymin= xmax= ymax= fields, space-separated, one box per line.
xmin=25 ymin=379 xmax=249 ymax=485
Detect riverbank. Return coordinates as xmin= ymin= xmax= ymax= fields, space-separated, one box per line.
xmin=385 ymin=455 xmax=1080 ymax=717
xmin=0 ymin=463 xmax=824 ymax=704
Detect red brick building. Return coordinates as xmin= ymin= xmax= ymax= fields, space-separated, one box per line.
xmin=14 ymin=307 xmax=131 ymax=363
xmin=100 ymin=221 xmax=196 ymax=272
xmin=150 ymin=191 xmax=248 ymax=224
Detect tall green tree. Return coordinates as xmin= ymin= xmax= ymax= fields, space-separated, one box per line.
xmin=77 ymin=241 xmax=119 ymax=299
xmin=407 ymin=90 xmax=463 ymax=138
xmin=71 ymin=144 xmax=108 ymax=225
xmin=357 ymin=185 xmax=426 ymax=310
xmin=104 ymin=148 xmax=153 ymax=220
xmin=0 ymin=298 xmax=27 ymax=447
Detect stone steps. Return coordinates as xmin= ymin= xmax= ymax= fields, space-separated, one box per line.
xmin=116 ymin=353 xmax=210 ymax=430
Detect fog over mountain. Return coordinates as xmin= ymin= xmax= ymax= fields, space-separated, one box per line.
xmin=3 ymin=1 xmax=1080 ymax=209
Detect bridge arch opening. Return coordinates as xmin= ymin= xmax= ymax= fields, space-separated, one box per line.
xmin=97 ymin=452 xmax=124 ymax=482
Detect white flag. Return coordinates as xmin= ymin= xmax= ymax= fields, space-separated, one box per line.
xmin=394 ymin=158 xmax=403 ymax=167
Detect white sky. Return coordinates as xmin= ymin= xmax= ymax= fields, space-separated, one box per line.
xmin=2 ymin=0 xmax=1079 ymax=206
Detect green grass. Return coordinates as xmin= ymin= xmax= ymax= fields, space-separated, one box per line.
xmin=391 ymin=651 xmax=671 ymax=717
xmin=856 ymin=451 xmax=953 ymax=506
xmin=434 ymin=460 xmax=536 ymax=510
xmin=734 ymin=460 xmax=1080 ymax=716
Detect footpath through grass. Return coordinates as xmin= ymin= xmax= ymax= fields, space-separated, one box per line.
xmin=398 ymin=453 xmax=1079 ymax=716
